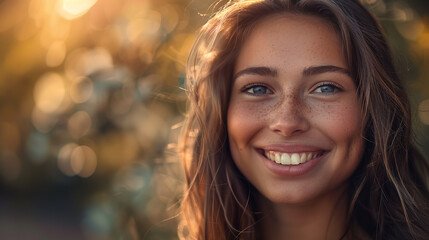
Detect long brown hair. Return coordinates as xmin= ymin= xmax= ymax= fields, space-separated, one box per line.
xmin=179 ymin=0 xmax=429 ymax=239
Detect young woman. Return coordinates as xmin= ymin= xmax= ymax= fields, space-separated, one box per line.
xmin=178 ymin=0 xmax=429 ymax=239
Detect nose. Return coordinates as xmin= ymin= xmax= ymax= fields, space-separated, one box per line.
xmin=269 ymin=96 xmax=310 ymax=137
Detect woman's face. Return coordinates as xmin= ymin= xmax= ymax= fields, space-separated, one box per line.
xmin=227 ymin=14 xmax=364 ymax=204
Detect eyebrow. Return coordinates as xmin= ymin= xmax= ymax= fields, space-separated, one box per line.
xmin=303 ymin=65 xmax=350 ymax=76
xmin=233 ymin=65 xmax=350 ymax=80
xmin=233 ymin=67 xmax=277 ymax=80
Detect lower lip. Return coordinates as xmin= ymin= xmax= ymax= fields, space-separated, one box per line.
xmin=259 ymin=151 xmax=327 ymax=177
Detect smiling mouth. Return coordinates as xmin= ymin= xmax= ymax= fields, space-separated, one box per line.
xmin=262 ymin=150 xmax=326 ymax=165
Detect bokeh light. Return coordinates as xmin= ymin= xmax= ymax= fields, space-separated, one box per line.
xmin=70 ymin=145 xmax=97 ymax=177
xmin=58 ymin=143 xmax=78 ymax=176
xmin=33 ymin=72 xmax=66 ymax=113
xmin=46 ymin=41 xmax=67 ymax=67
xmin=31 ymin=108 xmax=59 ymax=133
xmin=126 ymin=10 xmax=162 ymax=41
xmin=58 ymin=0 xmax=99 ymax=20
xmin=68 ymin=111 xmax=92 ymax=139
xmin=70 ymin=76 xmax=94 ymax=103
xmin=1 ymin=0 xmax=206 ymax=238
xmin=65 ymin=48 xmax=113 ymax=80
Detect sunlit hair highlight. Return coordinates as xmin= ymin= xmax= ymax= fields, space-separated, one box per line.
xmin=179 ymin=0 xmax=429 ymax=239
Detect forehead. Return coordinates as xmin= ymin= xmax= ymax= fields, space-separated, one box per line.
xmin=235 ymin=13 xmax=346 ymax=73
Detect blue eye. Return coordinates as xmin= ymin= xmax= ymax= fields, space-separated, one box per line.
xmin=313 ymin=83 xmax=341 ymax=95
xmin=243 ymin=84 xmax=272 ymax=95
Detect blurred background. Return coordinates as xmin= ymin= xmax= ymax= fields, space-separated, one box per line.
xmin=0 ymin=0 xmax=428 ymax=239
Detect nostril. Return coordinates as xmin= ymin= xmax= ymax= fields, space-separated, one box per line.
xmin=271 ymin=125 xmax=307 ymax=137
xmin=269 ymin=112 xmax=310 ymax=137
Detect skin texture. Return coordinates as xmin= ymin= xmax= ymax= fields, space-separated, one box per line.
xmin=227 ymin=14 xmax=364 ymax=239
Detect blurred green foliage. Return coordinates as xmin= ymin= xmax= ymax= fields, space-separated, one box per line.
xmin=0 ymin=0 xmax=428 ymax=239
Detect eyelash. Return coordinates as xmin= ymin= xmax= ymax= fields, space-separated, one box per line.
xmin=312 ymin=82 xmax=343 ymax=95
xmin=241 ymin=83 xmax=273 ymax=95
xmin=240 ymin=82 xmax=343 ymax=96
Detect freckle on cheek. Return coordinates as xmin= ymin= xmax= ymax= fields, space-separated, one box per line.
xmin=259 ymin=103 xmax=274 ymax=121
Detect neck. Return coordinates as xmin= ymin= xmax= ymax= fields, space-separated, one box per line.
xmin=258 ymin=187 xmax=351 ymax=240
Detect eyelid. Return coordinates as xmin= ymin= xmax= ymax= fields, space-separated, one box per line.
xmin=240 ymin=82 xmax=273 ymax=94
xmin=312 ymin=81 xmax=343 ymax=93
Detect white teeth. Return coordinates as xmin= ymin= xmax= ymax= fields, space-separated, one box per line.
xmin=265 ymin=151 xmax=324 ymax=165
xmin=300 ymin=153 xmax=307 ymax=163
xmin=291 ymin=153 xmax=300 ymax=165
xmin=275 ymin=153 xmax=281 ymax=163
xmin=280 ymin=153 xmax=291 ymax=165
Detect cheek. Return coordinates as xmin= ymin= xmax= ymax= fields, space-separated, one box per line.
xmin=227 ymin=103 xmax=249 ymax=173
xmin=311 ymin=99 xmax=363 ymax=144
xmin=227 ymin=101 xmax=265 ymax=149
xmin=336 ymin=105 xmax=363 ymax=146
xmin=314 ymin=100 xmax=364 ymax=174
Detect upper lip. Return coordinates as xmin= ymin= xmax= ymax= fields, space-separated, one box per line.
xmin=258 ymin=143 xmax=328 ymax=153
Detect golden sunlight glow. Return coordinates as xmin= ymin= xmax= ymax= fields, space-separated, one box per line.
xmin=417 ymin=32 xmax=429 ymax=49
xmin=395 ymin=21 xmax=424 ymax=41
xmin=58 ymin=0 xmax=98 ymax=20
xmin=126 ymin=10 xmax=161 ymax=41
xmin=34 ymin=72 xmax=66 ymax=113
xmin=46 ymin=41 xmax=67 ymax=67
